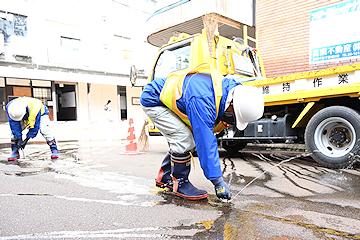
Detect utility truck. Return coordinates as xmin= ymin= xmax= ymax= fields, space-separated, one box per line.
xmin=145 ymin=25 xmax=360 ymax=169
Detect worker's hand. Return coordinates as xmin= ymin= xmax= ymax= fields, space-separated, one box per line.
xmin=211 ymin=177 xmax=231 ymax=200
xmin=19 ymin=137 xmax=30 ymax=149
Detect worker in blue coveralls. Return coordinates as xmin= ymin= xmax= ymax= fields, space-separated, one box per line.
xmin=6 ymin=97 xmax=59 ymax=161
xmin=140 ymin=64 xmax=264 ymax=201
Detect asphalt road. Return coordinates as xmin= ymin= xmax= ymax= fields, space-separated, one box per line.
xmin=0 ymin=136 xmax=359 ymax=239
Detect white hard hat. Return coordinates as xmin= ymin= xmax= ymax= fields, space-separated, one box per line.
xmin=8 ymin=99 xmax=27 ymax=121
xmin=233 ymin=85 xmax=264 ymax=130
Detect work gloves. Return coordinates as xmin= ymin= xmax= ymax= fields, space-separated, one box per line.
xmin=18 ymin=137 xmax=30 ymax=149
xmin=16 ymin=138 xmax=24 ymax=148
xmin=211 ymin=176 xmax=231 ymax=200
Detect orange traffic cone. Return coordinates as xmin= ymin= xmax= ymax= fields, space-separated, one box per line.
xmin=119 ymin=118 xmax=145 ymax=155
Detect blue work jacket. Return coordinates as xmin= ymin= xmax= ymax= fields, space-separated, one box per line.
xmin=6 ymin=97 xmax=49 ymax=139
xmin=141 ymin=73 xmax=241 ymax=180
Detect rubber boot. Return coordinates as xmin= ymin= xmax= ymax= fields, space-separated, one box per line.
xmin=47 ymin=139 xmax=59 ymax=159
xmin=155 ymin=152 xmax=173 ymax=190
xmin=8 ymin=140 xmax=20 ymax=161
xmin=171 ymin=153 xmax=208 ymax=200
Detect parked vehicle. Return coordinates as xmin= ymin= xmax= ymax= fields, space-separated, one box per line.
xmin=145 ymin=29 xmax=360 ymax=169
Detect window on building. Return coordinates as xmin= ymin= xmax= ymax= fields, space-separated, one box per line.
xmin=0 ymin=11 xmax=27 ymax=43
xmin=13 ymin=14 xmax=27 ymax=37
xmin=61 ymin=36 xmax=80 ymax=52
xmin=33 ymin=87 xmax=52 ymax=105
xmin=119 ymin=86 xmax=127 ymax=119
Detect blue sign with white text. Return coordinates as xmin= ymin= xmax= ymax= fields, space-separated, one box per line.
xmin=311 ymin=41 xmax=360 ymax=62
xmin=309 ymin=0 xmax=360 ymax=64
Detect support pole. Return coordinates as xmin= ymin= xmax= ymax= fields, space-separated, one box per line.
xmin=87 ymin=83 xmax=91 ymax=123
xmin=202 ymin=13 xmax=219 ymax=59
xmin=51 ymin=82 xmax=57 ymax=124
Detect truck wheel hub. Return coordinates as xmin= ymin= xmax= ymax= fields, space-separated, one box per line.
xmin=329 ymin=127 xmax=350 ymax=148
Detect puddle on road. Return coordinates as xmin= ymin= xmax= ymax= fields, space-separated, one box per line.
xmin=190 ymin=151 xmax=360 ymax=239
xmin=149 ymin=164 xmax=360 ymax=239
xmin=0 ymin=140 xmax=162 ymax=207
xmin=220 ymin=150 xmax=360 ymax=199
xmin=1 ymin=142 xmax=360 ymax=239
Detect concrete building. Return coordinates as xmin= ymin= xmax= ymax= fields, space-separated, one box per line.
xmin=257 ymin=0 xmax=360 ymax=78
xmin=0 ymin=0 xmax=159 ymax=125
xmin=146 ymin=0 xmax=256 ymax=48
xmin=146 ymin=0 xmax=360 ymax=80
xmin=4 ymin=0 xmax=356 ymax=126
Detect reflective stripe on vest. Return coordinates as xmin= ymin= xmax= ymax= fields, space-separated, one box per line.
xmin=159 ymin=63 xmax=224 ymax=128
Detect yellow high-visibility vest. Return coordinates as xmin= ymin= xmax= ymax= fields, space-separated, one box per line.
xmin=159 ymin=63 xmax=224 ymax=128
xmin=19 ymin=97 xmax=45 ymax=128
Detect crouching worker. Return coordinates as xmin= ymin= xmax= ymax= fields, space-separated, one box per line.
xmin=6 ymin=97 xmax=59 ymax=161
xmin=140 ymin=64 xmax=264 ymax=201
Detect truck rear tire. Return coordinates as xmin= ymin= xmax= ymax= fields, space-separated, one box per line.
xmin=222 ymin=141 xmax=247 ymax=153
xmin=305 ymin=106 xmax=360 ymax=168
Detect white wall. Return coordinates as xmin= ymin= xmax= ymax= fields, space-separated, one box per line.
xmin=88 ymin=84 xmax=119 ymax=123
xmin=126 ymin=86 xmax=145 ymax=130
xmin=77 ymin=82 xmax=89 ymax=123
xmin=0 ymin=0 xmax=158 ymax=125
xmin=1 ymin=0 xmax=158 ymax=76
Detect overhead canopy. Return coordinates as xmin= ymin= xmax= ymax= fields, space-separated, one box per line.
xmin=146 ymin=0 xmax=255 ymax=47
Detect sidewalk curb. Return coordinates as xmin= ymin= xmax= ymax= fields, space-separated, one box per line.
xmin=0 ymin=120 xmax=142 ymax=143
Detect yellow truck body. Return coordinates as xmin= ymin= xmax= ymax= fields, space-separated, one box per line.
xmin=145 ymin=29 xmax=360 ymax=169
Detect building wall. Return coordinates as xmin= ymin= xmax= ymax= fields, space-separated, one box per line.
xmin=77 ymin=82 xmax=89 ymax=123
xmin=0 ymin=0 xmax=157 ymax=75
xmin=88 ymin=84 xmax=119 ymax=123
xmin=256 ymin=0 xmax=360 ymax=78
xmin=126 ymin=86 xmax=145 ymax=129
xmin=0 ymin=0 xmax=158 ymax=123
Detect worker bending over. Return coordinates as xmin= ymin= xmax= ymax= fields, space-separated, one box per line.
xmin=140 ymin=64 xmax=264 ymax=201
xmin=6 ymin=97 xmax=59 ymax=161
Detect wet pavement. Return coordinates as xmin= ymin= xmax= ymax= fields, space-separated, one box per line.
xmin=0 ymin=122 xmax=360 ymax=239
